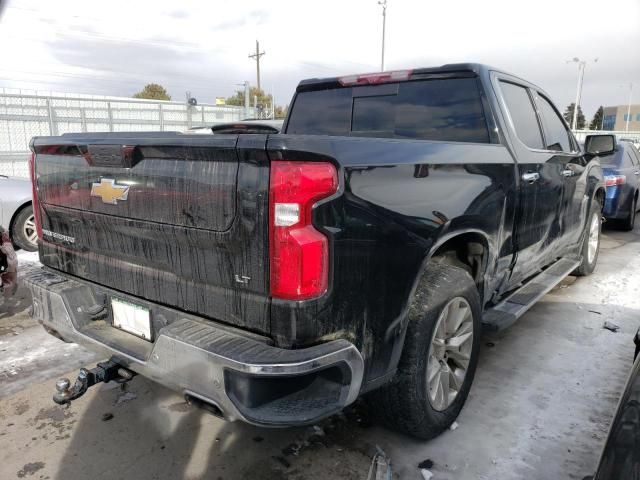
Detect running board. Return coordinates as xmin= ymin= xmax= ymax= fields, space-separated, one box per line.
xmin=482 ymin=258 xmax=581 ymax=332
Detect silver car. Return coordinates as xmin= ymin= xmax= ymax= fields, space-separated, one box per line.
xmin=0 ymin=175 xmax=37 ymax=251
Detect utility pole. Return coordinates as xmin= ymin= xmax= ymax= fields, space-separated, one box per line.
xmin=567 ymin=57 xmax=598 ymax=130
xmin=249 ymin=40 xmax=266 ymax=92
xmin=378 ymin=0 xmax=387 ymax=71
xmin=625 ymin=83 xmax=634 ymax=133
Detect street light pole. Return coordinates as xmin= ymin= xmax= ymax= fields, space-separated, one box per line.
xmin=625 ymin=83 xmax=634 ymax=133
xmin=567 ymin=57 xmax=598 ymax=131
xmin=572 ymin=60 xmax=585 ymax=130
xmin=378 ymin=0 xmax=387 ymax=71
xmin=236 ymin=81 xmax=250 ymax=119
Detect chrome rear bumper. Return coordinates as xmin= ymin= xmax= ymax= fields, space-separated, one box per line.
xmin=25 ymin=268 xmax=364 ymax=426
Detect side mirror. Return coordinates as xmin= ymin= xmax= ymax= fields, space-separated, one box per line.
xmin=585 ymin=134 xmax=616 ymax=156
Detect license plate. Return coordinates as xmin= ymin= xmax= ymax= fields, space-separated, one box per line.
xmin=111 ymin=298 xmax=152 ymax=341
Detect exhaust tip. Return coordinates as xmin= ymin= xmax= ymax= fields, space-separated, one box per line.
xmin=185 ymin=393 xmax=225 ymax=420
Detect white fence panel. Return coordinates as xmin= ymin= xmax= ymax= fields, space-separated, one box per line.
xmin=0 ymin=92 xmax=252 ymax=177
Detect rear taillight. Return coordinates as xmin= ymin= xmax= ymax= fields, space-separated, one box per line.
xmin=338 ymin=69 xmax=412 ymax=86
xmin=28 ymin=152 xmax=43 ymax=241
xmin=605 ymin=175 xmax=626 ymax=187
xmin=269 ymin=161 xmax=338 ymax=300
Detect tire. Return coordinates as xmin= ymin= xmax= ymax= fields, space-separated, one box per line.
xmin=11 ymin=205 xmax=38 ymax=252
xmin=573 ymin=202 xmax=601 ymax=276
xmin=622 ymin=196 xmax=637 ymax=231
xmin=371 ymin=263 xmax=481 ymax=439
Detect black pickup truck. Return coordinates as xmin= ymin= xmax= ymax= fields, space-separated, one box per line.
xmin=26 ymin=64 xmax=605 ymax=439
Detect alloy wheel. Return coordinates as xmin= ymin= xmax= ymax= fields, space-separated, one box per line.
xmin=426 ymin=296 xmax=474 ymax=411
xmin=22 ymin=214 xmax=38 ymax=248
xmin=587 ymin=212 xmax=600 ymax=265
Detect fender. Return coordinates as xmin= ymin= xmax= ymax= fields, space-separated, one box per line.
xmin=384 ymin=227 xmax=492 ymax=340
xmin=362 ymin=228 xmax=493 ymax=392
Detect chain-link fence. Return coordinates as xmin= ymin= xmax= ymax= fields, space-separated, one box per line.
xmin=0 ymin=92 xmax=253 ymax=178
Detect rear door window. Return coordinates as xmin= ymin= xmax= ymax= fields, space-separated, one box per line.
xmin=627 ymin=146 xmax=640 ymax=166
xmin=625 ymin=151 xmax=637 ymax=168
xmin=535 ymin=93 xmax=574 ymax=152
xmin=498 ymin=81 xmax=544 ymax=149
xmin=286 ymin=77 xmax=490 ymax=143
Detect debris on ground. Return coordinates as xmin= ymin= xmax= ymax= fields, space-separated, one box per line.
xmin=603 ymin=321 xmax=620 ymax=333
xmin=252 ymin=435 xmax=264 ymax=443
xmin=420 ymin=468 xmax=434 ymax=480
xmin=366 ymin=446 xmax=392 ymax=480
xmin=281 ymin=424 xmax=331 ymax=458
xmin=485 ymin=342 xmax=495 ymax=348
xmin=101 ymin=412 xmax=114 ymax=422
xmin=282 ymin=442 xmax=301 ymax=456
xmin=16 ymin=461 xmax=45 ymax=478
xmin=588 ymin=310 xmax=602 ymax=315
xmin=450 ymin=421 xmax=459 ymax=431
xmin=418 ymin=459 xmax=434 ymax=469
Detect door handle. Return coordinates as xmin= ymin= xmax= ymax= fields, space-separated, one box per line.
xmin=522 ymin=172 xmax=540 ymax=184
xmin=561 ymin=169 xmax=574 ymax=177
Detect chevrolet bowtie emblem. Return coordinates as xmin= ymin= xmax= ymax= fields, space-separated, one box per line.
xmin=90 ymin=178 xmax=130 ymax=205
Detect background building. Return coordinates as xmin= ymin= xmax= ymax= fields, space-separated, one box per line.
xmin=602 ymin=104 xmax=640 ymax=131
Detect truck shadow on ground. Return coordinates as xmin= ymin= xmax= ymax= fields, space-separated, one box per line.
xmin=30 ymin=226 xmax=640 ymax=480
xmin=47 ymin=305 xmax=640 ymax=480
xmin=50 ymin=380 xmax=377 ymax=480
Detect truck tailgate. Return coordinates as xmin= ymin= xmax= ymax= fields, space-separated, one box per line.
xmin=31 ymin=133 xmax=271 ymax=334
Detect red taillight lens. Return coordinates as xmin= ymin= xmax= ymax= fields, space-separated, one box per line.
xmin=605 ymin=175 xmax=626 ymax=187
xmin=28 ymin=152 xmax=43 ymax=242
xmin=269 ymin=161 xmax=338 ymax=300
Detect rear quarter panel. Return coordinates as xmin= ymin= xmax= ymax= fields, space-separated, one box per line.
xmin=267 ymin=135 xmax=517 ymax=384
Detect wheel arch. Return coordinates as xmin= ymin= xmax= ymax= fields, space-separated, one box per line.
xmin=426 ymin=229 xmax=492 ymax=300
xmin=594 ymin=186 xmax=605 ymax=211
xmin=9 ymin=201 xmax=33 ymax=240
xmin=385 ymin=228 xmax=492 ymax=340
xmin=373 ymin=229 xmax=492 ymax=391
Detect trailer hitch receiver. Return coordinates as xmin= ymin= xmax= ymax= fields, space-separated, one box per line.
xmin=53 ymin=359 xmax=135 ymax=405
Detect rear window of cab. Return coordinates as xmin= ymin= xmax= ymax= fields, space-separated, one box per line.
xmin=286 ymin=77 xmax=490 ymax=143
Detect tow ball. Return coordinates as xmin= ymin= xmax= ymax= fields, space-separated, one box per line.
xmin=53 ymin=359 xmax=135 ymax=405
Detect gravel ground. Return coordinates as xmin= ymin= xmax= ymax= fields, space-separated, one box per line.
xmin=1 ymin=226 xmax=639 ymax=480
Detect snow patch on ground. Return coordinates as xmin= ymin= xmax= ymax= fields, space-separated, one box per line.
xmin=16 ymin=249 xmax=40 ymax=265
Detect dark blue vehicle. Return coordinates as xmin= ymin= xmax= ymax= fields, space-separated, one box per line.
xmin=600 ymin=140 xmax=640 ymax=230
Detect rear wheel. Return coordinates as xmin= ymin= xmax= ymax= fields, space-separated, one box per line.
xmin=11 ymin=205 xmax=38 ymax=252
xmin=622 ymin=196 xmax=637 ymax=231
xmin=573 ymin=203 xmax=601 ymax=276
xmin=371 ymin=263 xmax=481 ymax=439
